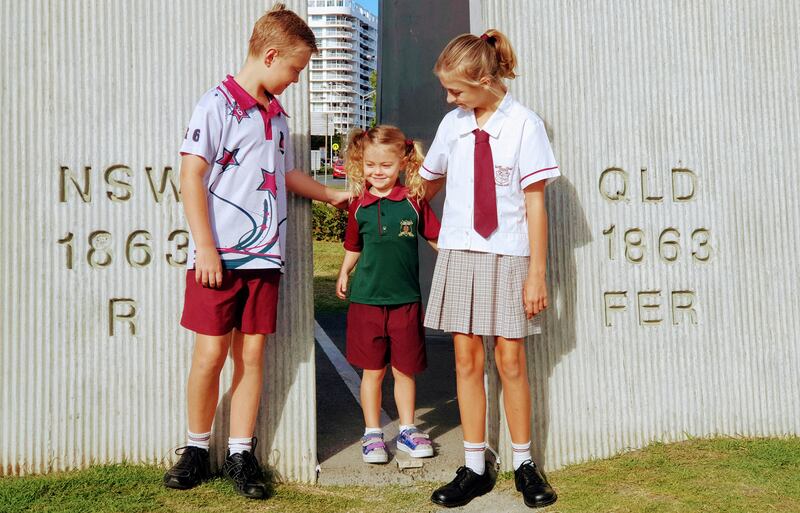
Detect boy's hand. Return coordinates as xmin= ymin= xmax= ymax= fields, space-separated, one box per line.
xmin=328 ymin=189 xmax=350 ymax=210
xmin=336 ymin=272 xmax=349 ymax=299
xmin=195 ymin=246 xmax=223 ymax=288
xmin=523 ymin=274 xmax=548 ymax=318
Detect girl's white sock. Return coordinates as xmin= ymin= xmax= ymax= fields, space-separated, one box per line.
xmin=511 ymin=440 xmax=532 ymax=470
xmin=464 ymin=441 xmax=486 ymax=475
xmin=364 ymin=427 xmax=383 ymax=436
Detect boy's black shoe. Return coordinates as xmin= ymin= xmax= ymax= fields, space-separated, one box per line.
xmin=514 ymin=459 xmax=557 ymax=508
xmin=223 ymin=438 xmax=269 ymax=500
xmin=163 ymin=446 xmax=211 ymax=490
xmin=430 ymin=463 xmax=496 ymax=508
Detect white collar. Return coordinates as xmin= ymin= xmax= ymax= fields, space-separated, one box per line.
xmin=455 ymin=91 xmax=514 ymax=138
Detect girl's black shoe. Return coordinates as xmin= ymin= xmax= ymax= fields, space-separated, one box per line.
xmin=514 ymin=460 xmax=557 ymax=508
xmin=430 ymin=463 xmax=496 ymax=508
xmin=163 ymin=446 xmax=211 ymax=490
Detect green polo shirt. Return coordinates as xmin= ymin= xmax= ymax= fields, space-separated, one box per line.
xmin=344 ymin=185 xmax=440 ymax=305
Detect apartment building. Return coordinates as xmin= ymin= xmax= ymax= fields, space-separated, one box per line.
xmin=308 ymin=0 xmax=378 ymax=136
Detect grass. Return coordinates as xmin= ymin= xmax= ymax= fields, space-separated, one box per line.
xmin=2 ymin=437 xmax=799 ymax=512
xmin=314 ymin=240 xmax=348 ymax=313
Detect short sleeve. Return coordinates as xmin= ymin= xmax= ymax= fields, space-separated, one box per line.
xmin=419 ymin=116 xmax=450 ymax=181
xmin=179 ymin=104 xmax=223 ymax=164
xmin=343 ymin=201 xmax=363 ymax=252
xmin=417 ymin=199 xmax=441 ymax=240
xmin=519 ymin=118 xmax=560 ymax=189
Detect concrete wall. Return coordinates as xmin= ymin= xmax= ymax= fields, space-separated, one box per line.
xmin=383 ymin=0 xmax=800 ymax=472
xmin=1 ymin=0 xmax=317 ymax=482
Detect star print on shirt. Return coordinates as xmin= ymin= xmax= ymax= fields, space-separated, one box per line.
xmin=257 ymin=168 xmax=277 ymax=196
xmin=227 ymin=102 xmax=250 ymax=123
xmin=216 ymin=147 xmax=241 ymax=173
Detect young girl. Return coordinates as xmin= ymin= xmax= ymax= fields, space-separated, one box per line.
xmin=419 ymin=31 xmax=559 ymax=508
xmin=336 ymin=125 xmax=440 ymax=464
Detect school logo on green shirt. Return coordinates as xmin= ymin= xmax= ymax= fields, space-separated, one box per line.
xmin=399 ymin=219 xmax=415 ymax=238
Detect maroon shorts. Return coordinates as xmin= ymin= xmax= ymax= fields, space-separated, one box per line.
xmin=346 ymin=302 xmax=427 ymax=375
xmin=181 ymin=269 xmax=281 ymax=336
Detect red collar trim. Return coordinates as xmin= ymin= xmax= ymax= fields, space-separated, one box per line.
xmin=222 ymin=75 xmax=289 ymax=117
xmin=359 ymin=185 xmax=408 ymax=206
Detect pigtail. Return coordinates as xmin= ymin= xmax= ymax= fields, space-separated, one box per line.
xmin=483 ymin=29 xmax=517 ymax=79
xmin=344 ymin=129 xmax=367 ymax=199
xmin=403 ymin=139 xmax=426 ymax=202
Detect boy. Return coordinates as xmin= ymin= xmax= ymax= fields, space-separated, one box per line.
xmin=163 ymin=4 xmax=347 ymax=499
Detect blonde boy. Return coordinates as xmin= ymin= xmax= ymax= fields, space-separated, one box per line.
xmin=163 ymin=4 xmax=347 ymax=499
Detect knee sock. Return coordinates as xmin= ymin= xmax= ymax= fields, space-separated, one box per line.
xmin=187 ymin=430 xmax=211 ymax=451
xmin=464 ymin=441 xmax=486 ymax=475
xmin=512 ymin=440 xmax=532 ymax=470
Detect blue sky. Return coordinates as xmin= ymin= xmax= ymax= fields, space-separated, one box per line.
xmin=357 ymin=0 xmax=379 ymax=16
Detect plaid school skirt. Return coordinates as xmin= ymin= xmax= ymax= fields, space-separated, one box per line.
xmin=424 ymin=249 xmax=542 ymax=339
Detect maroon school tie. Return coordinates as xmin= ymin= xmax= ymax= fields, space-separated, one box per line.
xmin=473 ymin=129 xmax=498 ymax=238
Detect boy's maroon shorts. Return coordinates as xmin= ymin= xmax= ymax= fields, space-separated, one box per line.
xmin=181 ymin=269 xmax=281 ymax=336
xmin=346 ymin=302 xmax=427 ymax=375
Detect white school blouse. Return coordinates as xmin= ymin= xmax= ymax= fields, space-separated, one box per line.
xmin=419 ymin=92 xmax=560 ymax=257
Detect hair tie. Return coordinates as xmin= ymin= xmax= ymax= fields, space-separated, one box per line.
xmin=405 ymin=138 xmax=413 ymax=147
xmin=480 ymin=33 xmax=496 ymax=45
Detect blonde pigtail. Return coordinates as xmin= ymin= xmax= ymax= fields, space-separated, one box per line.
xmin=344 ymin=129 xmax=367 ymax=199
xmin=403 ymin=140 xmax=427 ymax=202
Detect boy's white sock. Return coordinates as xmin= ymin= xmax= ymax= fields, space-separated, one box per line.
xmin=187 ymin=430 xmax=211 ymax=451
xmin=364 ymin=427 xmax=383 ymax=436
xmin=464 ymin=441 xmax=486 ymax=475
xmin=228 ymin=437 xmax=253 ymax=455
xmin=511 ymin=440 xmax=532 ymax=470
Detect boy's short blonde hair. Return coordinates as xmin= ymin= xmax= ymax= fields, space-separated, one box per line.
xmin=248 ymin=3 xmax=318 ymax=57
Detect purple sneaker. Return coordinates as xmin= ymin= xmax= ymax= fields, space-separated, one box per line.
xmin=397 ymin=427 xmax=433 ymax=458
xmin=362 ymin=432 xmax=388 ymax=463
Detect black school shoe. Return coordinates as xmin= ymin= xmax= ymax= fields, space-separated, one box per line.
xmin=163 ymin=446 xmax=211 ymax=490
xmin=514 ymin=459 xmax=557 ymax=508
xmin=223 ymin=438 xmax=269 ymax=500
xmin=430 ymin=463 xmax=496 ymax=508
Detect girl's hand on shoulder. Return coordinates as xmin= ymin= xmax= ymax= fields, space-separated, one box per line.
xmin=195 ymin=246 xmax=223 ymax=288
xmin=336 ymin=271 xmax=349 ymax=300
xmin=523 ymin=274 xmax=548 ymax=318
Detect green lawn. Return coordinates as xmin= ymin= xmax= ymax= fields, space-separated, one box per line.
xmin=314 ymin=240 xmax=348 ymax=313
xmin=2 ymin=437 xmax=799 ymax=512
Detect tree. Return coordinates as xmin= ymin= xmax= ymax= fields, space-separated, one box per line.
xmin=369 ymin=70 xmax=378 ymax=128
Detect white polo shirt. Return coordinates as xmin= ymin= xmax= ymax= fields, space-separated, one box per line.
xmin=179 ymin=75 xmax=293 ymax=270
xmin=419 ymin=92 xmax=560 ymax=256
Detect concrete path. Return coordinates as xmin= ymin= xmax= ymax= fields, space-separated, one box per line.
xmin=313 ymin=312 xmax=563 ymax=512
xmin=315 ymin=311 xmax=465 ymax=486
